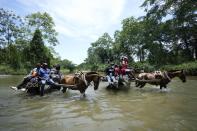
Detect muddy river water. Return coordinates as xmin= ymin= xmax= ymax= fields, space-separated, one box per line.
xmin=0 ymin=75 xmax=197 ymax=131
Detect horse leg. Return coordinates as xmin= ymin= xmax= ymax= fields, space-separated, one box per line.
xmin=135 ymin=80 xmax=139 ymax=87
xmin=62 ymin=87 xmax=67 ymax=93
xmin=160 ymin=84 xmax=166 ymax=90
xmin=139 ymin=83 xmax=146 ymax=88
xmin=40 ymin=84 xmax=45 ymax=96
xmin=80 ymin=90 xmax=86 ymax=98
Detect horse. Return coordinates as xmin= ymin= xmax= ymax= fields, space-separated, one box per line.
xmin=60 ymin=71 xmax=101 ymax=97
xmin=135 ymin=70 xmax=186 ymax=89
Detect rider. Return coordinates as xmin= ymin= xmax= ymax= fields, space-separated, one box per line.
xmin=114 ymin=64 xmax=120 ymax=79
xmin=105 ymin=64 xmax=117 ymax=86
xmin=120 ymin=56 xmax=129 ymax=79
xmin=50 ymin=64 xmax=62 ymax=83
xmin=38 ymin=63 xmax=63 ymax=96
xmin=10 ymin=63 xmax=41 ymax=91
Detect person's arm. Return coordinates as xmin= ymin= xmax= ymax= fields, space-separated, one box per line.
xmin=27 ymin=68 xmax=36 ymax=76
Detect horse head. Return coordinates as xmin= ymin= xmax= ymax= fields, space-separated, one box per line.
xmin=167 ymin=69 xmax=186 ymax=83
xmin=179 ymin=69 xmax=186 ymax=83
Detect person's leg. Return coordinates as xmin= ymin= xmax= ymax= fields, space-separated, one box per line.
xmin=40 ymin=80 xmax=46 ymax=96
xmin=106 ymin=75 xmax=112 ymax=84
xmin=17 ymin=76 xmax=32 ymax=89
xmin=10 ymin=76 xmax=32 ymax=90
xmin=111 ymin=76 xmax=117 ymax=83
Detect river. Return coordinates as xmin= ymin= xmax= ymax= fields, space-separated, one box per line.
xmin=0 ymin=75 xmax=197 ymax=131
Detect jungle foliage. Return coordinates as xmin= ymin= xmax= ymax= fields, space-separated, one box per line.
xmin=81 ymin=0 xmax=196 ymax=72
xmin=0 ymin=8 xmax=75 ymax=74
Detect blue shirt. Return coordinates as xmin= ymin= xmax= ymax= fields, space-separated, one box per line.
xmin=39 ymin=67 xmax=50 ymax=80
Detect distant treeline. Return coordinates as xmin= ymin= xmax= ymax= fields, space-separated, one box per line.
xmin=0 ymin=0 xmax=197 ymax=75
xmin=78 ymin=0 xmax=196 ymax=75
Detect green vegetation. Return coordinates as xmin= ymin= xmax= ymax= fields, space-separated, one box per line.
xmin=0 ymin=8 xmax=75 ymax=74
xmin=161 ymin=61 xmax=197 ymax=75
xmin=0 ymin=0 xmax=196 ymax=75
xmin=80 ymin=0 xmax=196 ymax=75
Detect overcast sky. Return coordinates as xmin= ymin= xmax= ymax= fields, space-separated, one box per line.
xmin=1 ymin=0 xmax=145 ymax=64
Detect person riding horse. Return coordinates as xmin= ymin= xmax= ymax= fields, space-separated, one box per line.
xmin=121 ymin=56 xmax=128 ymax=76
xmin=10 ymin=63 xmax=41 ymax=91
xmin=50 ymin=64 xmax=62 ymax=83
xmin=38 ymin=63 xmax=62 ymax=96
xmin=105 ymin=64 xmax=118 ymax=86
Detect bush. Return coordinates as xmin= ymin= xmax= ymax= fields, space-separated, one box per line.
xmin=0 ymin=64 xmax=27 ymax=75
xmin=130 ymin=61 xmax=155 ymax=72
xmin=161 ymin=61 xmax=197 ymax=75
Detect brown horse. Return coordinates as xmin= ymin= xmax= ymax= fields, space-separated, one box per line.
xmin=60 ymin=71 xmax=101 ymax=96
xmin=135 ymin=70 xmax=186 ymax=89
xmin=77 ymin=71 xmax=101 ymax=90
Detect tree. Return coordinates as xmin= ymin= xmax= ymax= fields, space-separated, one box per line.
xmin=0 ymin=8 xmax=24 ymax=64
xmin=29 ymin=29 xmax=51 ymax=66
xmin=87 ymin=33 xmax=114 ymax=64
xmin=7 ymin=44 xmax=22 ymax=69
xmin=114 ymin=17 xmax=147 ymax=62
xmin=60 ymin=59 xmax=76 ymax=72
xmin=141 ymin=0 xmax=197 ymax=61
xmin=0 ymin=8 xmax=23 ymax=47
xmin=26 ymin=12 xmax=59 ymax=46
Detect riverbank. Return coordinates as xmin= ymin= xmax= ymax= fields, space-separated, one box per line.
xmin=161 ymin=61 xmax=197 ymax=76
xmin=0 ymin=65 xmax=27 ymax=75
xmin=0 ymin=65 xmax=71 ymax=75
xmin=1 ymin=61 xmax=197 ymax=75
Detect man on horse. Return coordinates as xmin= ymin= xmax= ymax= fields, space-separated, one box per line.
xmin=10 ymin=63 xmax=41 ymax=91
xmin=50 ymin=64 xmax=62 ymax=83
xmin=38 ymin=63 xmax=61 ymax=96
xmin=105 ymin=64 xmax=118 ymax=86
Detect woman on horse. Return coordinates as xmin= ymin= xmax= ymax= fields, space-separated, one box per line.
xmin=120 ymin=56 xmax=128 ymax=78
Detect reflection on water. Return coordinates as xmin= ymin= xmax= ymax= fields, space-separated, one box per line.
xmin=0 ymin=75 xmax=197 ymax=131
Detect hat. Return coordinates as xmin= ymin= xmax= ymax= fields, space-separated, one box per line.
xmin=43 ymin=63 xmax=48 ymax=67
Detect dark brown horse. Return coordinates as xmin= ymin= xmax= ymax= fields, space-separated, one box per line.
xmin=77 ymin=71 xmax=101 ymax=90
xmin=60 ymin=71 xmax=101 ymax=96
xmin=135 ymin=70 xmax=186 ymax=89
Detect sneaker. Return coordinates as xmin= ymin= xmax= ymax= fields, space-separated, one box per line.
xmin=20 ymin=88 xmax=26 ymax=92
xmin=10 ymin=86 xmax=18 ymax=91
